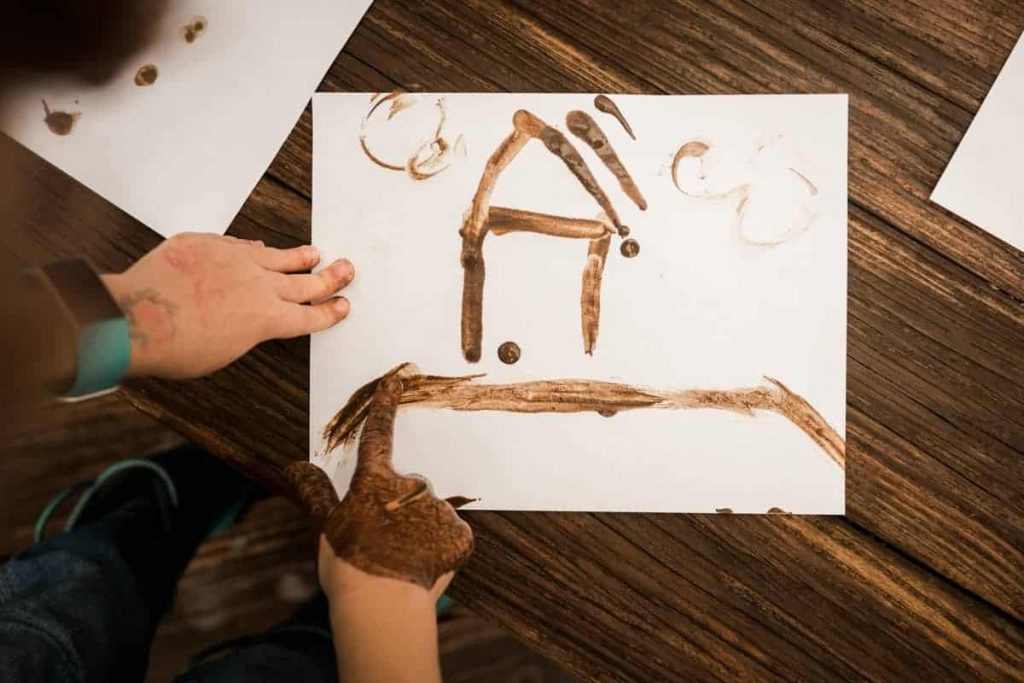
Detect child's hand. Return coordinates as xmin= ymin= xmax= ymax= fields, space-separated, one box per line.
xmin=287 ymin=375 xmax=474 ymax=595
xmin=101 ymin=233 xmax=353 ymax=378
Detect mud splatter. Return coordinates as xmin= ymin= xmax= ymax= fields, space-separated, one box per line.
xmin=134 ymin=64 xmax=158 ymax=86
xmin=620 ymin=238 xmax=640 ymax=258
xmin=594 ymin=95 xmax=635 ymax=140
xmin=41 ymin=99 xmax=79 ymax=136
xmin=497 ymin=341 xmax=521 ymax=365
xmin=182 ymin=16 xmax=208 ymax=43
xmin=567 ymin=110 xmax=647 ymax=210
xmin=323 ymin=363 xmax=846 ymax=470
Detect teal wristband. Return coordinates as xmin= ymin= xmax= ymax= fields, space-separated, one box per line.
xmin=66 ymin=317 xmax=132 ymax=398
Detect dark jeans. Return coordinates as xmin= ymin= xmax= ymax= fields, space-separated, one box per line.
xmin=0 ymin=445 xmax=337 ymax=682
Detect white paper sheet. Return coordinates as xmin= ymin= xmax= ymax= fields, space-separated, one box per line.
xmin=1 ymin=1 xmax=372 ymax=238
xmin=932 ymin=32 xmax=1024 ymax=251
xmin=311 ymin=92 xmax=847 ymax=514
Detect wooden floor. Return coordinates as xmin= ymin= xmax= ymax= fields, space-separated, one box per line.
xmin=2 ymin=1 xmax=1022 ymax=680
xmin=0 ymin=396 xmax=574 ymax=683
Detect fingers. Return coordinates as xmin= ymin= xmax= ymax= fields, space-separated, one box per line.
xmin=272 ymin=297 xmax=350 ymax=338
xmin=356 ymin=375 xmax=404 ymax=474
xmin=284 ymin=462 xmax=340 ymax=527
xmin=279 ymin=259 xmax=354 ymax=303
xmin=252 ymin=244 xmax=322 ymax=273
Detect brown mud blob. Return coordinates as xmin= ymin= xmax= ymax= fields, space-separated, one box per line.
xmin=181 ymin=16 xmax=208 ymax=43
xmin=566 ymin=110 xmax=647 ymax=210
xmin=288 ymin=376 xmax=474 ymax=590
xmin=41 ymin=99 xmax=79 ymax=136
xmin=598 ymin=408 xmax=617 ymax=417
xmin=133 ymin=64 xmax=158 ymax=86
xmin=715 ymin=508 xmax=734 ymax=514
xmin=620 ymin=238 xmax=640 ymax=258
xmin=594 ymin=94 xmax=636 ymax=140
xmin=767 ymin=507 xmax=791 ymax=514
xmin=497 ymin=341 xmax=521 ymax=365
xmin=324 ymin=363 xmax=846 ymax=470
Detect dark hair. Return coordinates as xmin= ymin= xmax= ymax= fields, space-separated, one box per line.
xmin=0 ymin=0 xmax=168 ymax=86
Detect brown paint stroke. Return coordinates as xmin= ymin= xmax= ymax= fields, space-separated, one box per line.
xmin=324 ymin=363 xmax=846 ymax=471
xmin=487 ymin=207 xmax=610 ymax=240
xmin=133 ymin=64 xmax=158 ymax=86
xmin=581 ymin=232 xmax=611 ymax=354
xmin=670 ymin=139 xmax=713 ymax=194
xmin=41 ymin=99 xmax=79 ymax=136
xmin=360 ymin=92 xmax=453 ymax=180
xmin=566 ymin=110 xmax=647 ymax=210
xmin=594 ymin=94 xmax=636 ymax=140
xmin=460 ymin=108 xmax=630 ymax=362
xmin=289 ymin=376 xmax=473 ymax=590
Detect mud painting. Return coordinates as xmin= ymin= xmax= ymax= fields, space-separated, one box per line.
xmin=313 ymin=92 xmax=848 ymax=514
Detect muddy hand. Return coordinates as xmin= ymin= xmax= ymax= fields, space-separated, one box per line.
xmin=287 ymin=376 xmax=475 ymax=589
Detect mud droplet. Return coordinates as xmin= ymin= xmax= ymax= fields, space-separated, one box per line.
xmin=182 ymin=15 xmax=208 ymax=43
xmin=597 ymin=408 xmax=617 ymax=417
xmin=715 ymin=507 xmax=733 ymax=514
xmin=134 ymin=64 xmax=158 ymax=86
xmin=497 ymin=341 xmax=521 ymax=365
xmin=618 ymin=225 xmax=630 ymax=237
xmin=620 ymin=238 xmax=640 ymax=258
xmin=41 ymin=99 xmax=79 ymax=136
xmin=767 ymin=506 xmax=789 ymax=514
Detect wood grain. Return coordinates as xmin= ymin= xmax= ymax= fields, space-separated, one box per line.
xmin=3 ymin=1 xmax=1022 ymax=679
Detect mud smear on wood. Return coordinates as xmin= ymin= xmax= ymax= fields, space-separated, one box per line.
xmin=567 ymin=110 xmax=647 ymax=210
xmin=324 ymin=363 xmax=846 ymax=470
xmin=41 ymin=100 xmax=79 ymax=136
xmin=359 ymin=92 xmax=456 ymax=181
xmin=594 ymin=95 xmax=636 ymax=140
xmin=459 ymin=108 xmax=637 ymax=362
xmin=181 ymin=16 xmax=208 ymax=43
xmin=288 ymin=376 xmax=473 ymax=590
xmin=134 ymin=64 xmax=158 ymax=86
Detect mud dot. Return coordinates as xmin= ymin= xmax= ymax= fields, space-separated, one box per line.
xmin=182 ymin=15 xmax=208 ymax=43
xmin=134 ymin=64 xmax=158 ymax=86
xmin=597 ymin=409 xmax=617 ymax=417
xmin=41 ymin=99 xmax=79 ymax=136
xmin=620 ymin=238 xmax=640 ymax=258
xmin=767 ymin=507 xmax=789 ymax=514
xmin=497 ymin=341 xmax=521 ymax=365
xmin=619 ymin=225 xmax=630 ymax=237
xmin=715 ymin=508 xmax=733 ymax=514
